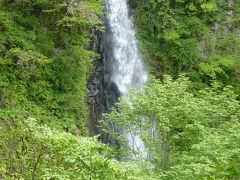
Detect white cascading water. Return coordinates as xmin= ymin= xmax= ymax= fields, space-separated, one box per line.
xmin=105 ymin=0 xmax=148 ymax=157
xmin=106 ymin=0 xmax=147 ymax=94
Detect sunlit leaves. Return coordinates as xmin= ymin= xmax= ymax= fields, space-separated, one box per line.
xmin=0 ymin=118 xmax=152 ymax=179
xmin=104 ymin=75 xmax=240 ymax=178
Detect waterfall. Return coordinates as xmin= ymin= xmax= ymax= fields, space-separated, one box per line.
xmin=105 ymin=0 xmax=147 ymax=95
xmin=104 ymin=0 xmax=148 ymax=157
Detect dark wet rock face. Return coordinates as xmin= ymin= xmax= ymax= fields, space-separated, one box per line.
xmin=86 ymin=27 xmax=120 ymax=145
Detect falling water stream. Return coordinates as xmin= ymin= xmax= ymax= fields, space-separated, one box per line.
xmin=105 ymin=0 xmax=148 ymax=156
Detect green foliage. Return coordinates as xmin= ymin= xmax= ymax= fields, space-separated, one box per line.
xmin=130 ymin=0 xmax=240 ymax=95
xmin=0 ymin=118 xmax=152 ymax=179
xmin=199 ymin=56 xmax=235 ymax=83
xmin=0 ymin=0 xmax=104 ymax=134
xmin=104 ymin=75 xmax=240 ymax=179
xmin=162 ymin=29 xmax=179 ymax=42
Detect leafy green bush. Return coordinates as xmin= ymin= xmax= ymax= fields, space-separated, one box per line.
xmin=0 ymin=0 xmax=104 ymax=134
xmin=130 ymin=0 xmax=240 ymax=95
xmin=104 ymin=75 xmax=240 ymax=179
xmin=0 ymin=118 xmax=153 ymax=179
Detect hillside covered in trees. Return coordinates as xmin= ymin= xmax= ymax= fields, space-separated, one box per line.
xmin=0 ymin=0 xmax=239 ymax=179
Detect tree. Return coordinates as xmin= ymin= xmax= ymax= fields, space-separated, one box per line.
xmin=0 ymin=118 xmax=153 ymax=179
xmin=104 ymin=75 xmax=240 ymax=178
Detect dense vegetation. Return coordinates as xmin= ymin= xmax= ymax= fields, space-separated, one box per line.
xmin=1 ymin=118 xmax=152 ymax=179
xmin=0 ymin=0 xmax=126 ymax=178
xmin=104 ymin=76 xmax=240 ymax=179
xmin=129 ymin=0 xmax=240 ymax=95
xmin=0 ymin=0 xmax=104 ymax=135
xmin=0 ymin=0 xmax=239 ymax=179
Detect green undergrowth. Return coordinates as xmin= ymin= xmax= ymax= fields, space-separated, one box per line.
xmin=129 ymin=0 xmax=240 ymax=95
xmin=0 ymin=0 xmax=104 ymax=134
xmin=0 ymin=117 xmax=153 ymax=179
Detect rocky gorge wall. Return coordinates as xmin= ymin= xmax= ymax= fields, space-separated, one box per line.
xmin=86 ymin=28 xmax=120 ymax=144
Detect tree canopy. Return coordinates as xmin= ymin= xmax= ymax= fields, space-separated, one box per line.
xmin=104 ymin=75 xmax=240 ymax=179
